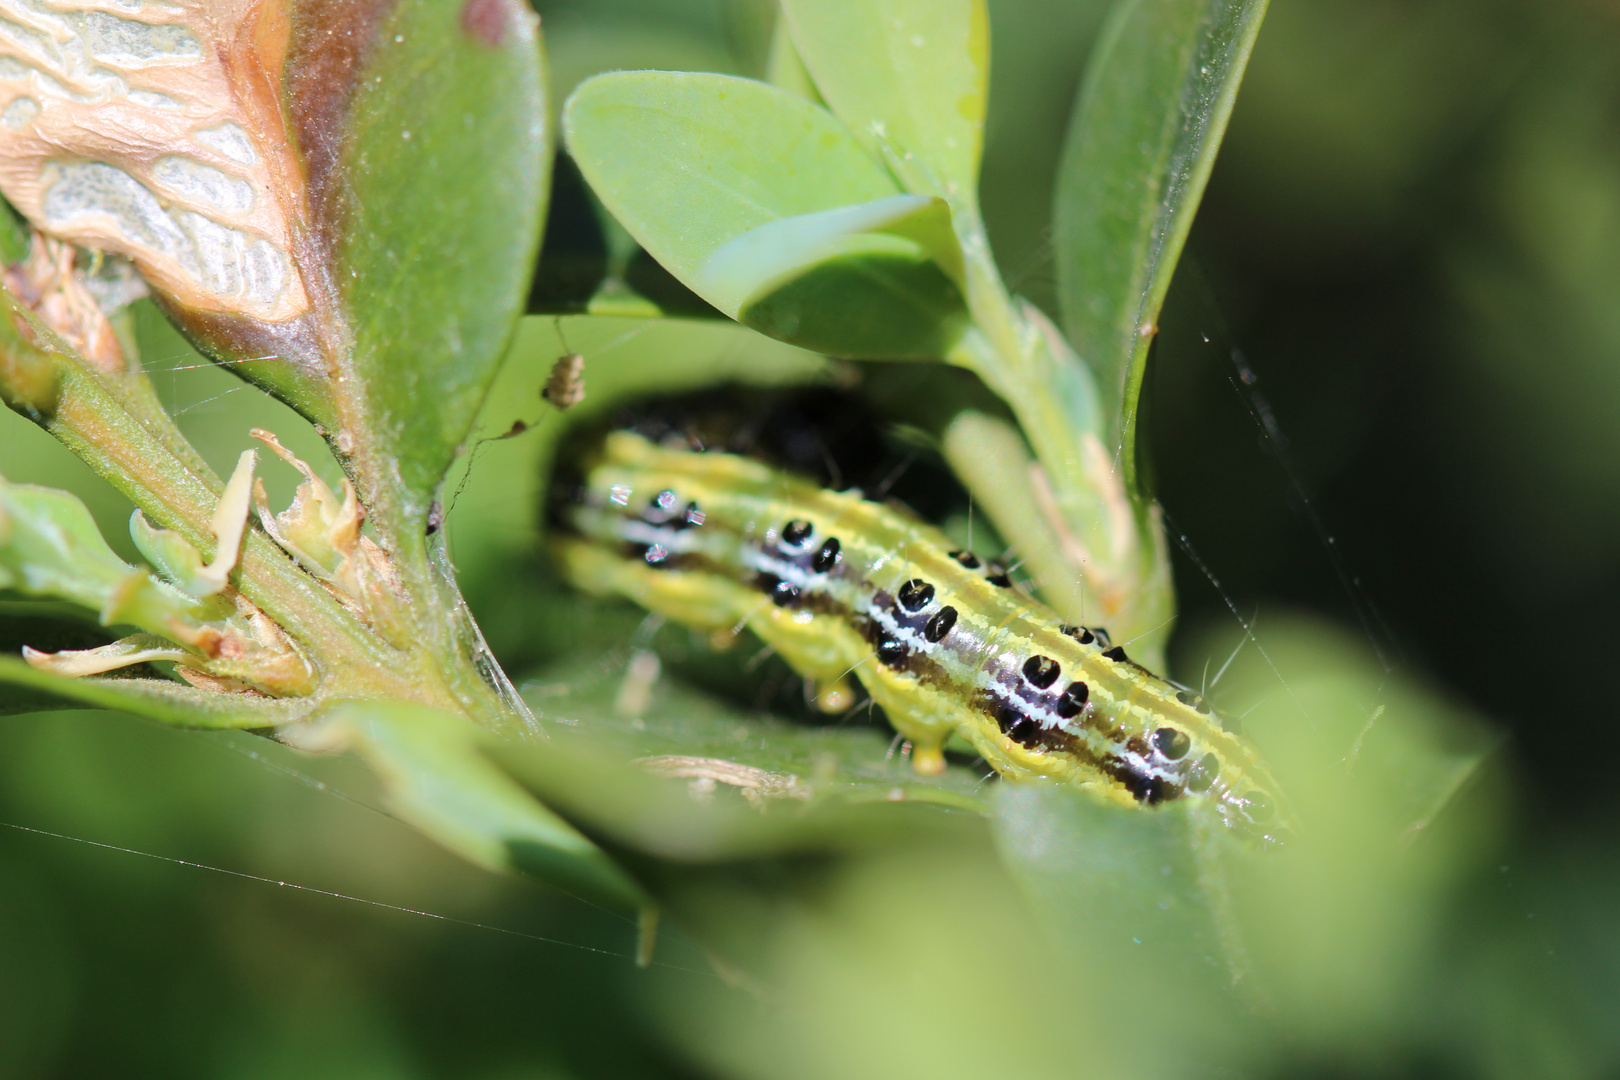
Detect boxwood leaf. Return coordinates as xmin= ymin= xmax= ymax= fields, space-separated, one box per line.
xmin=1191 ymin=616 xmax=1501 ymax=1032
xmin=781 ymin=0 xmax=990 ymax=203
xmin=337 ymin=0 xmax=550 ymax=537
xmin=693 ymin=194 xmax=962 ymax=315
xmin=484 ymin=657 xmax=988 ymax=862
xmin=0 ymin=654 xmax=315 ymax=726
xmin=565 ymin=71 xmax=968 ymax=358
xmin=1054 ymin=0 xmax=1269 ymax=489
xmin=323 ymin=700 xmax=652 ymax=912
xmin=0 ymin=476 xmax=209 ymax=635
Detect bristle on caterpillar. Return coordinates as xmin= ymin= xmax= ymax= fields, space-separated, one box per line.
xmin=550 ymin=418 xmax=1292 ymax=843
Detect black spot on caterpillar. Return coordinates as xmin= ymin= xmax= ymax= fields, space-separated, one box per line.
xmin=549 ymin=394 xmax=1292 ymax=842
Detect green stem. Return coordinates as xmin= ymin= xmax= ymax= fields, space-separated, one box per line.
xmin=314 ymin=359 xmax=522 ymax=729
xmin=340 ymin=445 xmax=521 ymax=729
xmin=1 ymin=313 xmax=470 ymax=715
xmin=943 ymin=202 xmax=1175 ymax=660
xmin=952 ymin=206 xmax=1092 ymax=503
xmin=48 ymin=367 xmax=418 ymax=684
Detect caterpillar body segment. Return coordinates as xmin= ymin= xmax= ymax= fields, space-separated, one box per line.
xmin=553 ymin=427 xmax=1292 ymax=843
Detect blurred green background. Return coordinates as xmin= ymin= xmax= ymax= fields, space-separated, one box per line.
xmin=4 ymin=0 xmax=1620 ymax=1076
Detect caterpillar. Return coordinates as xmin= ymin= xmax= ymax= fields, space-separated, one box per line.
xmin=549 ymin=393 xmax=1291 ymax=843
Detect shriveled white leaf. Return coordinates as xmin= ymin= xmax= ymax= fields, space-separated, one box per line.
xmin=23 ymin=634 xmax=188 ymax=677
xmin=0 ymin=0 xmax=309 ymax=322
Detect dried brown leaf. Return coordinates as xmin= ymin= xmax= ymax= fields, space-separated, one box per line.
xmin=0 ymin=0 xmax=312 ymax=323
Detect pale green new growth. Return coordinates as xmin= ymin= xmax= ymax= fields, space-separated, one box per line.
xmin=194 ymin=449 xmax=256 ymax=597
xmin=0 ymin=474 xmax=210 ymax=637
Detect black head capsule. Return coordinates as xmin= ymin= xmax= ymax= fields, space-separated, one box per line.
xmin=924 ymin=605 xmax=958 ymax=643
xmin=898 ymin=579 xmax=935 ymax=612
xmin=1055 ymin=680 xmax=1089 ymax=718
xmin=813 ymin=537 xmax=841 ymax=573
xmin=949 ymin=550 xmax=982 ymax=570
xmin=1022 ymin=655 xmax=1061 ymax=689
xmin=782 ymin=519 xmax=813 ymax=547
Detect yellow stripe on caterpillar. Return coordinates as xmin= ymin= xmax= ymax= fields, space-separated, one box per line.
xmin=553 ymin=429 xmax=1292 ymax=843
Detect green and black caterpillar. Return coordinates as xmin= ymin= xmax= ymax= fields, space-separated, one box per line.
xmin=550 ymin=392 xmax=1291 ymax=843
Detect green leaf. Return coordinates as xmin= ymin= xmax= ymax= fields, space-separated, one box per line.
xmin=781 ymin=0 xmax=990 ymax=202
xmin=990 ymin=785 xmax=1247 ymax=1053
xmin=564 ymin=71 xmax=968 ymax=358
xmin=993 ymin=785 xmax=1224 ymax=953
xmin=764 ymin=13 xmax=822 ymax=105
xmin=736 ymin=252 xmax=965 ymax=359
xmin=528 ymin=154 xmax=726 ymax=320
xmin=707 ymin=194 xmax=967 ymax=358
xmin=1191 ymin=616 xmax=1502 ymax=1035
xmin=1053 ymin=0 xmax=1269 ymax=489
xmin=0 ymin=198 xmax=29 ymax=267
xmin=0 ymin=280 xmax=61 ymax=418
xmin=565 ymin=72 xmax=894 ymax=282
xmin=1215 ymin=617 xmax=1502 ymax=846
xmin=989 ymin=617 xmax=1504 ymax=1043
xmin=488 ymin=659 xmax=987 ymax=862
xmin=325 ymin=700 xmax=651 ymax=912
xmin=0 ymin=478 xmax=130 ymax=609
xmin=340 ymin=0 xmax=550 ymax=535
xmin=0 ymin=654 xmax=314 ymax=726
xmin=542 ymin=661 xmax=989 ymax=813
xmin=693 ymin=194 xmax=963 ymax=314
xmin=0 ymin=476 xmax=207 ymax=635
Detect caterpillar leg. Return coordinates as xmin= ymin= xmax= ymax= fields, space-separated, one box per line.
xmin=809 ymin=679 xmax=857 ymax=714
xmin=861 ymin=667 xmax=952 ymax=776
xmin=741 ymin=604 xmax=870 ymax=708
xmin=906 ymin=733 xmax=948 ymax=776
xmin=553 ymin=537 xmax=755 ymax=630
xmin=885 ymin=712 xmax=948 ymax=775
xmin=561 ymin=537 xmax=875 ymax=714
